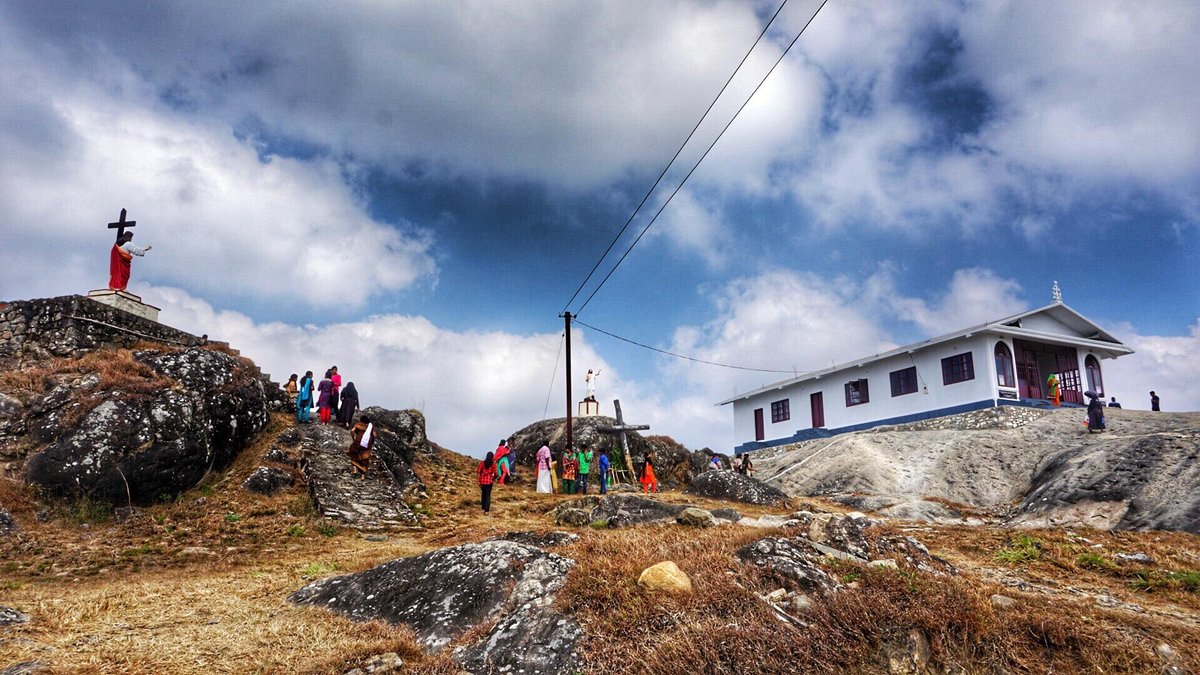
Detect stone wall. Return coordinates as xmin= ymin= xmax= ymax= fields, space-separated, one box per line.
xmin=873 ymin=405 xmax=1046 ymax=432
xmin=0 ymin=295 xmax=204 ymax=360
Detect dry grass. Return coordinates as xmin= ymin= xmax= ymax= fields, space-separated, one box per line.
xmin=2 ymin=413 xmax=1199 ymax=673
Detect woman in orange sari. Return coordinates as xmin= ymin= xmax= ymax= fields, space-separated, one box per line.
xmin=640 ymin=451 xmax=659 ymax=493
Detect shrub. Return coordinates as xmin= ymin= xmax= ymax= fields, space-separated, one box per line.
xmin=287 ymin=524 xmax=306 ymax=538
xmin=995 ymin=535 xmax=1041 ymax=564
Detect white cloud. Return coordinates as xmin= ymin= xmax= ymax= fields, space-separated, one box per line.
xmin=881 ymin=268 xmax=1028 ymax=336
xmin=1102 ymin=320 xmax=1200 ymax=412
xmin=0 ymin=32 xmax=436 ymax=308
xmin=144 ymin=285 xmax=620 ymax=456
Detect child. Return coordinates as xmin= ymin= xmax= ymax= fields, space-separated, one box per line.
xmin=640 ymin=451 xmax=659 ymax=493
xmin=598 ymin=448 xmax=611 ymax=494
xmin=478 ymin=451 xmax=497 ymax=513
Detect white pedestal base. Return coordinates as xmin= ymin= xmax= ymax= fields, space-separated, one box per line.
xmin=578 ymin=399 xmax=600 ymax=417
xmin=86 ymin=289 xmax=160 ymax=322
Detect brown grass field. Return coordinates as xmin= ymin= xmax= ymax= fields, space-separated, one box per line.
xmin=1 ymin=412 xmax=1198 ymax=673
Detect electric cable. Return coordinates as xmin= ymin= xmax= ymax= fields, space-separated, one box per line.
xmin=542 ymin=330 xmax=566 ymax=420
xmin=561 ymin=0 xmax=793 ymax=314
xmin=574 ymin=0 xmax=829 ymax=317
xmin=574 ymin=318 xmax=798 ymax=374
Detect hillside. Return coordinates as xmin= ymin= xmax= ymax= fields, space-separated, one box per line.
xmin=753 ymin=406 xmax=1200 ymax=533
xmin=0 ymin=317 xmax=1198 ymax=673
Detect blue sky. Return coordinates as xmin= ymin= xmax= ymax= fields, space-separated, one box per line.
xmin=1 ymin=1 xmax=1197 ymax=455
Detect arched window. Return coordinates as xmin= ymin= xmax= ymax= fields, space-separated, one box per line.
xmin=1085 ymin=355 xmax=1103 ymax=396
xmin=994 ymin=342 xmax=1015 ymax=388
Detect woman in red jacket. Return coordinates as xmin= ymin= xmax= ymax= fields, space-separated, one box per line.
xmin=478 ymin=451 xmax=497 ymax=513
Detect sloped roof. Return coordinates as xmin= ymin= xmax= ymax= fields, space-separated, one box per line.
xmin=716 ymin=302 xmax=1133 ymax=405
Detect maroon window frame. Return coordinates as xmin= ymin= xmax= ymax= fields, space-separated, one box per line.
xmin=994 ymin=342 xmax=1015 ymax=388
xmin=942 ymin=352 xmax=975 ymax=385
xmin=890 ymin=366 xmax=918 ymax=397
xmin=844 ymin=379 xmax=869 ymax=406
xmin=770 ymin=399 xmax=790 ymax=423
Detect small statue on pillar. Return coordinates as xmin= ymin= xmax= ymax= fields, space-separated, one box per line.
xmin=585 ymin=368 xmax=601 ymax=402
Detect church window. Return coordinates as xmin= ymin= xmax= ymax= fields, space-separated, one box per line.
xmin=890 ymin=366 xmax=918 ymax=396
xmin=994 ymin=342 xmax=1016 ymax=388
xmin=771 ymin=399 xmax=790 ymax=423
xmin=845 ymin=379 xmax=869 ymax=406
xmin=1085 ymin=355 xmax=1103 ymax=396
xmin=942 ymin=353 xmax=975 ymax=385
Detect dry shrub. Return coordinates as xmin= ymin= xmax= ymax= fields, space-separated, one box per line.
xmin=0 ymin=477 xmax=38 ymax=515
xmin=558 ymin=524 xmax=1195 ymax=674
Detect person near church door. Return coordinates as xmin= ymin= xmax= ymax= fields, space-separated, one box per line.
xmin=1046 ymin=373 xmax=1060 ymax=406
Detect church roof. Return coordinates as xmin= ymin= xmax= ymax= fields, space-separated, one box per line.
xmin=716 ymin=301 xmax=1133 ymax=406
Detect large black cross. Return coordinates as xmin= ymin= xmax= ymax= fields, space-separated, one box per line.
xmin=108 ymin=208 xmax=136 ymax=242
xmin=598 ymin=399 xmax=649 ymax=477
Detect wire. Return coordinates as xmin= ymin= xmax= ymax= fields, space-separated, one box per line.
xmin=574 ymin=0 xmax=829 ymax=317
xmin=574 ymin=318 xmax=798 ymax=374
xmin=542 ymin=331 xmax=566 ymax=420
xmin=561 ymin=0 xmax=794 ymax=315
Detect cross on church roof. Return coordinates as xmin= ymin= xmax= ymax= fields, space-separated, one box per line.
xmin=1052 ymin=280 xmax=1063 ymax=303
xmin=108 ymin=208 xmax=136 ymax=242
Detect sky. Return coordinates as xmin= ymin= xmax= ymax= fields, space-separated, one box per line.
xmin=1 ymin=1 xmax=1197 ymax=456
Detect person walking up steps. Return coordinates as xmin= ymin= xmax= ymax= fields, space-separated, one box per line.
xmin=296 ymin=371 xmax=314 ymax=424
xmin=478 ymin=451 xmax=497 ymax=513
xmin=347 ymin=415 xmax=375 ymax=479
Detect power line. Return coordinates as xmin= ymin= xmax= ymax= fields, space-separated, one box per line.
xmin=561 ymin=0 xmax=793 ymax=315
xmin=574 ymin=318 xmax=798 ymax=374
xmin=574 ymin=0 xmax=829 ymax=317
xmin=542 ymin=330 xmax=566 ymax=420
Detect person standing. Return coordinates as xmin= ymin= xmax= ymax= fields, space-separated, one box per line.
xmin=1046 ymin=373 xmax=1060 ymax=407
xmin=536 ymin=444 xmax=554 ymax=494
xmin=1107 ymin=397 xmax=1122 ymax=408
xmin=598 ymin=448 xmax=610 ymax=494
xmin=478 ymin=451 xmax=497 ymax=513
xmin=640 ymin=452 xmax=659 ymax=493
xmin=347 ymin=415 xmax=375 ymax=479
xmin=708 ymin=455 xmax=721 ymax=472
xmin=330 ymin=366 xmax=342 ymax=418
xmin=1086 ymin=393 xmax=1106 ymax=432
xmin=742 ymin=453 xmax=754 ymax=478
xmin=317 ymin=370 xmax=334 ymax=424
xmin=1150 ymin=391 xmax=1161 ymax=411
xmin=296 ymin=371 xmax=314 ymax=423
xmin=494 ymin=440 xmax=511 ymax=486
xmin=284 ymin=374 xmax=298 ymax=412
xmin=577 ymin=445 xmax=592 ymax=494
xmin=562 ymin=451 xmax=577 ymax=495
xmin=337 ymin=382 xmax=360 ymax=428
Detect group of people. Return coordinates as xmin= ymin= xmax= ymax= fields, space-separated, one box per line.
xmin=285 ymin=367 xmax=360 ymax=428
xmin=707 ymin=452 xmax=755 ymax=476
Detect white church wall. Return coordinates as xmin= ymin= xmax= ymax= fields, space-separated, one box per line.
xmin=731 ymin=334 xmax=997 ymax=450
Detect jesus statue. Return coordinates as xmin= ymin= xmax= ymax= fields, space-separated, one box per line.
xmin=585 ymin=368 xmax=601 ymax=401
xmin=109 ymin=232 xmax=152 ymax=291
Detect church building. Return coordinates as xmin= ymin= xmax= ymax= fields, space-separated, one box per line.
xmin=719 ymin=291 xmax=1133 ymax=454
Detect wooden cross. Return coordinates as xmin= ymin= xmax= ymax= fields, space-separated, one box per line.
xmin=598 ymin=399 xmax=649 ymax=479
xmin=108 ymin=208 xmax=136 ymax=242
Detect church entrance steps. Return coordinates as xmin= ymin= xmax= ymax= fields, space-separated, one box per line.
xmin=294 ymin=423 xmax=418 ymax=530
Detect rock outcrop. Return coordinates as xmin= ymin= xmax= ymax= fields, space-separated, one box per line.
xmin=291 ymin=422 xmax=419 ymax=529
xmin=685 ymin=470 xmax=789 ymax=506
xmin=753 ymin=407 xmax=1200 ymax=533
xmin=241 ymin=466 xmax=294 ymax=495
xmin=289 ymin=540 xmax=581 ymax=674
xmin=17 ymin=347 xmax=272 ymax=505
xmin=0 ymin=507 xmax=15 ymax=536
xmin=550 ymin=494 xmax=741 ymax=528
xmin=509 ymin=416 xmax=648 ymax=471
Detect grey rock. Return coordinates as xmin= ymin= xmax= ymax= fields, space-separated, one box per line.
xmin=492 ymin=530 xmax=580 ymax=548
xmin=0 ymin=606 xmax=31 ymax=625
xmin=263 ymin=446 xmax=300 ymax=466
xmin=990 ymin=594 xmax=1016 ymax=610
xmin=0 ymin=661 xmax=48 ymax=675
xmin=1113 ymin=552 xmax=1154 ymax=565
xmin=554 ymin=508 xmax=591 ymax=527
xmin=297 ymin=423 xmax=417 ymax=529
xmin=737 ymin=537 xmax=842 ymax=592
xmin=676 ymin=507 xmax=715 ymax=528
xmin=685 ymin=470 xmax=789 ymax=506
xmin=551 ymin=494 xmax=742 ymax=529
xmin=0 ymin=507 xmax=16 ymax=536
xmin=291 ymin=540 xmax=581 ymax=674
xmin=242 ymin=466 xmax=294 ymax=495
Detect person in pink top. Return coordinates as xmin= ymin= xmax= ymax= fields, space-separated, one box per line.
xmin=330 ymin=366 xmax=343 ymax=418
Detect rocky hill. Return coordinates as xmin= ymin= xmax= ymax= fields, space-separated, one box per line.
xmin=0 ymin=298 xmax=1197 ymax=674
xmin=752 ymin=406 xmax=1200 ymax=533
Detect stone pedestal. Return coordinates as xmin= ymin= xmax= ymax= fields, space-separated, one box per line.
xmin=86 ymin=289 xmax=160 ymax=322
xmin=578 ymin=399 xmax=600 ymax=417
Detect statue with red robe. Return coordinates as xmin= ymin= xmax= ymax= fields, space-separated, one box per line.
xmin=108 ymin=232 xmax=151 ymax=291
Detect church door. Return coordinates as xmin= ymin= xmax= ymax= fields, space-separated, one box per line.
xmin=810 ymin=392 xmax=825 ymax=428
xmin=1017 ymin=348 xmax=1042 ymax=399
xmin=754 ymin=408 xmax=764 ymax=441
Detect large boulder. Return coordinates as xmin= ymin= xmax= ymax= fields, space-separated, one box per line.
xmin=22 ymin=347 xmax=271 ymax=505
xmin=241 ymin=466 xmax=294 ymax=495
xmin=637 ymin=561 xmax=693 ymax=594
xmin=360 ymin=406 xmax=430 ymax=494
xmin=685 ymin=470 xmax=789 ymax=506
xmin=550 ymin=494 xmax=741 ymax=528
xmin=289 ymin=540 xmax=581 ymax=673
xmin=509 ymin=416 xmax=648 ymax=472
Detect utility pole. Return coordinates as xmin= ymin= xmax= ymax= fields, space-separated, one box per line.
xmin=562 ymin=312 xmax=573 ymax=454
